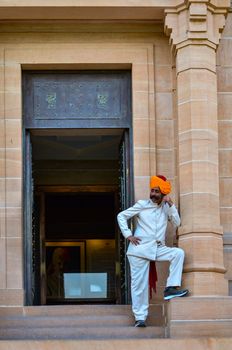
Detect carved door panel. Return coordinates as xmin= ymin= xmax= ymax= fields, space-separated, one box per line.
xmin=23 ymin=71 xmax=131 ymax=129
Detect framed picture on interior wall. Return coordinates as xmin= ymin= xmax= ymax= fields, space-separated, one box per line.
xmin=45 ymin=241 xmax=85 ymax=300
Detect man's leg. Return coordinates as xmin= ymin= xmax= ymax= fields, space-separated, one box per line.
xmin=155 ymin=245 xmax=188 ymax=299
xmin=156 ymin=245 xmax=185 ymax=287
xmin=127 ymin=255 xmax=150 ymax=322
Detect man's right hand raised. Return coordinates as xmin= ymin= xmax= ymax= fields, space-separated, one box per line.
xmin=127 ymin=236 xmax=141 ymax=245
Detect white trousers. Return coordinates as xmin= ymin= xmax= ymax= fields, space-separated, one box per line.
xmin=127 ymin=245 xmax=185 ymax=321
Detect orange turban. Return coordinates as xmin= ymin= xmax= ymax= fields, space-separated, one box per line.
xmin=150 ymin=175 xmax=171 ymax=195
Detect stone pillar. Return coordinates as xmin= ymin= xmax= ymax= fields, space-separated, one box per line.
xmin=165 ymin=0 xmax=230 ymax=296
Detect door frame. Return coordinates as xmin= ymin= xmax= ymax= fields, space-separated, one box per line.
xmin=23 ymin=130 xmax=34 ymax=305
xmin=24 ymin=129 xmax=134 ymax=305
xmin=23 ymin=70 xmax=133 ymax=305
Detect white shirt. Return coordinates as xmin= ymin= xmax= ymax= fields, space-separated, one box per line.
xmin=117 ymin=199 xmax=181 ymax=260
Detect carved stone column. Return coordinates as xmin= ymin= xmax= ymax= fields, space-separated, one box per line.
xmin=165 ymin=0 xmax=230 ymax=295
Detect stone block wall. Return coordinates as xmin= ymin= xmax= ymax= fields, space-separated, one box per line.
xmin=1 ymin=13 xmax=230 ymax=304
xmin=0 ymin=13 xmax=230 ymax=304
xmin=0 ymin=22 xmax=176 ymax=305
xmin=217 ymin=10 xmax=232 ymax=295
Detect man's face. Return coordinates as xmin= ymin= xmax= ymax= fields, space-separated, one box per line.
xmin=150 ymin=187 xmax=164 ymax=204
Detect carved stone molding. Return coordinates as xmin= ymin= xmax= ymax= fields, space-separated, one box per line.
xmin=164 ymin=0 xmax=230 ymax=52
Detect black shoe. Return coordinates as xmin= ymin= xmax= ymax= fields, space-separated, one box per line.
xmin=134 ymin=320 xmax=146 ymax=327
xmin=164 ymin=286 xmax=189 ymax=300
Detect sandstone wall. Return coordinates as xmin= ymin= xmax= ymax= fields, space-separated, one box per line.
xmin=0 ymin=22 xmax=176 ymax=305
xmin=217 ymin=10 xmax=232 ymax=295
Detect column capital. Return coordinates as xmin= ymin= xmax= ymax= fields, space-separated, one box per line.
xmin=164 ymin=0 xmax=230 ymax=52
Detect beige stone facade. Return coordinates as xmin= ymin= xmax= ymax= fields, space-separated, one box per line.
xmin=0 ymin=0 xmax=232 ymax=342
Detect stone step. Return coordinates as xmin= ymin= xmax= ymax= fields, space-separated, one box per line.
xmin=0 ymin=314 xmax=164 ymax=328
xmin=0 ymin=338 xmax=231 ymax=350
xmin=168 ymin=296 xmax=232 ymax=320
xmin=0 ymin=304 xmax=165 ymax=317
xmin=167 ymin=296 xmax=232 ymax=338
xmin=168 ymin=320 xmax=232 ymax=338
xmin=0 ymin=325 xmax=165 ymax=340
xmin=0 ymin=304 xmax=166 ymax=340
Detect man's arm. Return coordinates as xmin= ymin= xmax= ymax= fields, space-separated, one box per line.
xmin=163 ymin=195 xmax=181 ymax=228
xmin=117 ymin=200 xmax=144 ymax=244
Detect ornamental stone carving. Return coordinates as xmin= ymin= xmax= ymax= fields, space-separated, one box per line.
xmin=164 ymin=0 xmax=230 ymax=52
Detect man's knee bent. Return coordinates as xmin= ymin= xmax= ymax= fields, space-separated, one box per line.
xmin=172 ymin=247 xmax=185 ymax=260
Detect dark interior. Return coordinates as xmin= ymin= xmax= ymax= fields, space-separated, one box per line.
xmin=30 ymin=129 xmax=124 ymax=304
xmin=45 ymin=192 xmax=115 ymax=240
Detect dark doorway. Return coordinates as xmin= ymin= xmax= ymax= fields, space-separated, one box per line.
xmin=43 ymin=190 xmax=117 ymax=304
xmin=23 ymin=71 xmax=132 ymax=306
xmin=24 ymin=129 xmax=132 ymax=305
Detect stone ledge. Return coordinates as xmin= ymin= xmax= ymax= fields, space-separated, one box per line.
xmin=167 ymin=296 xmax=232 ymax=338
xmin=169 ymin=320 xmax=232 ymax=338
xmin=167 ymin=296 xmax=232 ymax=320
xmin=0 ymin=338 xmax=232 ymax=350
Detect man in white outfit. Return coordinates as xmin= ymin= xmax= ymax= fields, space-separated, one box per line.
xmin=117 ymin=175 xmax=189 ymax=327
